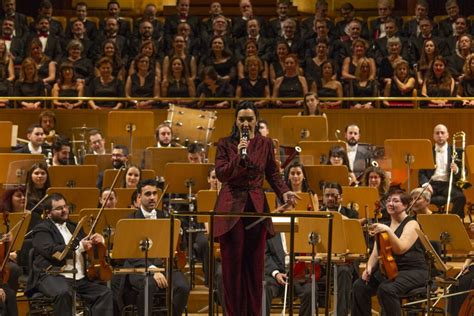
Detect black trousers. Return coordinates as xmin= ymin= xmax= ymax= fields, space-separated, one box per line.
xmin=0 ymin=284 xmax=18 ymax=316
xmin=264 ymin=276 xmax=318 ymax=316
xmin=193 ymin=231 xmax=210 ymax=285
xmin=125 ymin=270 xmax=190 ymax=316
xmin=37 ymin=275 xmax=113 ymax=316
xmin=352 ymin=269 xmax=428 ymax=316
xmin=431 ymin=181 xmax=466 ymax=218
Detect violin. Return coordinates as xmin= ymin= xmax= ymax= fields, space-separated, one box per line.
xmin=373 ymin=202 xmax=398 ymax=280
xmin=85 ymin=168 xmax=125 ymax=282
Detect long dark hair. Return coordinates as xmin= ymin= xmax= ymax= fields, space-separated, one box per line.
xmin=230 ymin=101 xmax=259 ymax=141
xmin=0 ymin=185 xmax=26 ymax=212
xmin=327 ymin=145 xmax=352 ymax=172
xmin=284 ymin=162 xmax=310 ymax=192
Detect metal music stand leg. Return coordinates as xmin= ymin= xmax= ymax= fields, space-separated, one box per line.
xmin=72 ymin=251 xmax=77 ymax=316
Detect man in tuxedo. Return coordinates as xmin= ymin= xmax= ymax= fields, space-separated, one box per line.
xmin=120 ymin=179 xmax=190 ymax=315
xmin=268 ymin=0 xmax=299 ymax=39
xmin=133 ymin=3 xmax=163 ymax=41
xmin=93 ymin=16 xmax=129 ymax=64
xmin=232 ymin=0 xmax=267 ymax=39
xmin=369 ymin=0 xmax=403 ymax=41
xmin=334 ymin=2 xmax=369 ymax=40
xmin=30 ymin=0 xmax=64 ymax=38
xmin=26 ymin=193 xmax=113 ymax=316
xmin=1 ymin=17 xmax=24 ymax=66
xmin=418 ymin=124 xmax=466 ymax=219
xmin=129 ymin=20 xmax=162 ymax=59
xmin=344 ymin=124 xmax=372 ymax=179
xmin=408 ymin=17 xmax=448 ymax=65
xmin=402 ymin=0 xmax=430 ymax=38
xmin=235 ymin=18 xmax=272 ymax=62
xmin=277 ymin=18 xmax=305 ymax=61
xmin=14 ymin=123 xmax=48 ymax=155
xmin=164 ymin=0 xmax=200 ymax=43
xmin=301 ymin=0 xmax=335 ymax=40
xmin=438 ymin=0 xmax=461 ymax=38
xmin=0 ymin=0 xmax=29 ymax=39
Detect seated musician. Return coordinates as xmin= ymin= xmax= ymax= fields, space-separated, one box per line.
xmin=418 ymin=124 xmax=466 ymax=219
xmin=13 ymin=124 xmax=49 ymax=156
xmin=320 ymin=182 xmax=359 ymax=316
xmin=409 ymin=188 xmax=432 ymax=218
xmin=88 ymin=129 xmax=107 ymax=155
xmin=98 ymin=188 xmax=118 ymax=208
xmin=118 ymin=179 xmax=190 ymax=315
xmin=352 ymin=189 xmax=429 ymax=316
xmin=155 ymin=123 xmax=181 ymax=148
xmin=264 ymin=230 xmax=317 ymax=316
xmin=284 ymin=162 xmax=318 ymax=210
xmin=26 ymin=193 xmax=113 ymax=316
xmin=96 ymin=144 xmax=129 ymax=189
xmin=50 ymin=137 xmax=74 ymax=166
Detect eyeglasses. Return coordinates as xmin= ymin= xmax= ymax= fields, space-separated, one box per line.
xmin=52 ymin=205 xmax=69 ymax=211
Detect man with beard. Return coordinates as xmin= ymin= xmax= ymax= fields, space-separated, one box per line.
xmin=93 ymin=16 xmax=128 ymax=63
xmin=26 ymin=193 xmax=113 ymax=316
xmin=98 ymin=1 xmax=131 ymax=38
xmin=51 ymin=138 xmax=73 ymax=166
xmin=65 ymin=2 xmax=97 ymax=41
xmin=0 ymin=0 xmax=29 ymax=39
xmin=319 ymin=182 xmax=359 ymax=316
xmin=1 ymin=17 xmax=24 ymax=66
xmin=344 ymin=124 xmax=372 ymax=179
xmin=96 ymin=144 xmax=129 ymax=188
xmin=155 ymin=123 xmax=181 ymax=148
xmin=129 ymin=20 xmax=161 ymax=59
xmin=26 ymin=15 xmax=62 ymax=61
xmin=133 ymin=3 xmax=163 ymax=40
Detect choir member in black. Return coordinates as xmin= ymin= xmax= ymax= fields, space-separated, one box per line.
xmin=199 ymin=2 xmax=227 ymax=39
xmin=438 ymin=0 xmax=461 ymax=38
xmin=383 ymin=59 xmax=416 ymax=108
xmin=87 ymin=57 xmax=124 ymax=110
xmin=118 ymin=179 xmax=190 ymax=316
xmin=125 ymin=54 xmax=160 ymax=109
xmin=199 ymin=35 xmax=236 ymax=83
xmin=334 ymin=20 xmax=366 ymax=65
xmin=128 ymin=40 xmax=161 ymax=80
xmin=25 ymin=162 xmax=50 ymax=213
xmin=448 ymin=34 xmax=473 ymax=81
xmin=161 ymin=56 xmax=196 ymax=106
xmin=301 ymin=0 xmax=335 ymax=40
xmin=272 ymin=54 xmax=307 ymax=108
xmin=1 ymin=18 xmax=25 ymax=67
xmin=237 ymin=39 xmax=268 ymax=80
xmin=300 ymin=92 xmax=326 ymax=117
xmin=14 ymin=57 xmax=45 ymax=109
xmin=0 ymin=0 xmax=29 ymax=39
xmin=175 ymin=22 xmax=201 ymax=59
xmin=162 ymin=34 xmax=197 ymax=82
xmin=303 ymin=18 xmax=336 ymax=59
xmin=59 ymin=39 xmax=94 ymax=86
xmin=200 ymin=14 xmax=234 ymax=58
xmin=51 ymin=62 xmax=84 ymax=109
xmin=341 ymin=38 xmax=376 ymax=82
xmin=95 ymin=39 xmax=126 ymax=81
xmin=269 ymin=41 xmax=290 ymax=86
xmin=402 ymin=0 xmax=429 ymax=38
xmin=0 ymin=59 xmax=12 ymax=107
xmin=378 ymin=37 xmax=404 ymax=85
xmin=98 ymin=1 xmax=131 ymax=38
xmin=317 ymin=60 xmax=343 ymax=109
xmin=64 ymin=2 xmax=98 ymax=41
xmin=235 ymin=55 xmax=270 ymax=108
xmin=445 ymin=16 xmax=470 ymax=54
xmin=352 ymin=189 xmax=428 ymax=316
xmin=373 ymin=18 xmax=409 ymax=67
xmin=415 ymin=39 xmax=438 ymax=87
xmin=369 ymin=0 xmax=403 ymax=41
xmin=62 ymin=19 xmax=94 ymax=61
xmin=349 ymin=58 xmax=379 ymax=109
xmin=268 ymin=0 xmax=294 ymax=39
xmin=277 ymin=18 xmax=305 ymax=62
xmin=26 ymin=193 xmax=113 ymax=316
xmin=421 ymin=56 xmax=456 ymax=107
xmin=0 ymin=39 xmax=14 ymax=82
xmin=26 ymin=15 xmax=62 ymax=62
xmin=129 ymin=20 xmax=162 ymax=60
xmin=133 ymin=3 xmax=163 ymax=41
xmin=196 ymin=66 xmax=233 ymax=108
xmin=304 ymin=39 xmax=332 ymax=89
xmin=26 ymin=37 xmax=56 ymax=88
xmin=458 ymin=53 xmax=474 ymax=106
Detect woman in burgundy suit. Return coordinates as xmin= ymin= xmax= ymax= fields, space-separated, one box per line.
xmin=214 ymin=102 xmax=298 ymax=315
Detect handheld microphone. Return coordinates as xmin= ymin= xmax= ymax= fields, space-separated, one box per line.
xmin=241 ymin=126 xmax=249 ymax=159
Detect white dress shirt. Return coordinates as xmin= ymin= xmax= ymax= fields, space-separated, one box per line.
xmin=432 ymin=143 xmax=449 ymax=182
xmin=55 ymin=222 xmax=86 ymax=280
xmin=347 ymin=144 xmax=358 ymax=171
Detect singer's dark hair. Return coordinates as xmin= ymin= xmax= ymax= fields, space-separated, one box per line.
xmin=230 ymin=101 xmax=260 ymax=141
xmin=284 ymin=162 xmax=310 ymax=192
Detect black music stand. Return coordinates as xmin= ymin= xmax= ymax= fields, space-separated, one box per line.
xmin=384 ymin=139 xmax=434 ymax=192
xmin=112 ymin=219 xmax=181 ymax=316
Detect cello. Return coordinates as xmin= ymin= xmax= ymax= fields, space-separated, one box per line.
xmin=85 ymin=167 xmax=124 ymax=282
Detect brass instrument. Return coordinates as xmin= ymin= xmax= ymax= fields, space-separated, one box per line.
xmin=446 ymin=131 xmax=471 ymax=214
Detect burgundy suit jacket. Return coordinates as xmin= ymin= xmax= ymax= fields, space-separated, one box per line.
xmin=213 ymin=134 xmax=289 ymax=237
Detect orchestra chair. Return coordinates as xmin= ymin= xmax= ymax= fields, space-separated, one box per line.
xmin=0 ymin=121 xmax=12 ymax=151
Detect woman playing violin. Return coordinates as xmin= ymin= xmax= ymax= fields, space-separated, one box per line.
xmin=352 ymin=189 xmax=428 ymax=316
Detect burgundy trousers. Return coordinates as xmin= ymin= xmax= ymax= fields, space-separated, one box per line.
xmin=219 ymin=217 xmax=267 ymax=316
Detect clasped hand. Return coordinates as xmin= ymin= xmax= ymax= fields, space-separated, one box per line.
xmin=81 ymin=233 xmax=105 ymax=251
xmin=282 ymin=191 xmax=301 ymax=209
